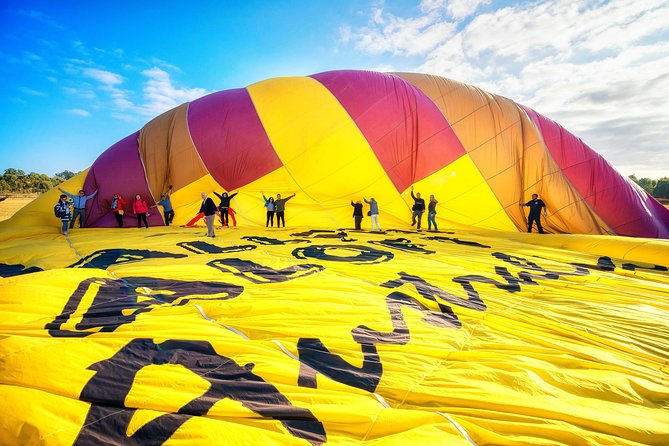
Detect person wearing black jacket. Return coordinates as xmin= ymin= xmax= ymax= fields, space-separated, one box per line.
xmin=410 ymin=186 xmax=426 ymax=229
xmin=213 ymin=191 xmax=238 ymax=227
xmin=521 ymin=194 xmax=547 ymax=234
xmin=351 ymin=200 xmax=363 ymax=230
xmin=200 ymin=192 xmax=218 ymax=237
xmin=274 ymin=193 xmax=295 ymax=228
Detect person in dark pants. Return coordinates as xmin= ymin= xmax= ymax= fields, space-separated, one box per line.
xmin=351 ymin=200 xmax=363 ymax=230
xmin=59 ymin=187 xmax=97 ymax=229
xmin=274 ymin=193 xmax=295 ymax=228
xmin=110 ymin=193 xmax=126 ymax=227
xmin=152 ymin=186 xmax=174 ymax=226
xmin=55 ymin=194 xmax=72 ymax=235
xmin=262 ymin=193 xmax=275 ymax=227
xmin=427 ymin=194 xmax=438 ymax=231
xmin=410 ymin=186 xmax=426 ymax=229
xmin=213 ymin=191 xmax=238 ymax=227
xmin=200 ymin=192 xmax=218 ymax=237
xmin=521 ymin=194 xmax=547 ymax=233
xmin=132 ymin=194 xmax=150 ymax=228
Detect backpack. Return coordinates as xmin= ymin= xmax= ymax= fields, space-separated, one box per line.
xmin=54 ymin=204 xmax=63 ymax=218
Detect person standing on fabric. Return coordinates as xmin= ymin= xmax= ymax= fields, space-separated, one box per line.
xmin=152 ymin=185 xmax=174 ymax=226
xmin=262 ymin=193 xmax=275 ymax=227
xmin=351 ymin=200 xmax=363 ymax=230
xmin=58 ymin=187 xmax=97 ymax=229
xmin=200 ymin=192 xmax=218 ymax=237
xmin=427 ymin=195 xmax=438 ymax=231
xmin=364 ymin=197 xmax=382 ymax=232
xmin=274 ymin=193 xmax=295 ymax=228
xmin=521 ymin=194 xmax=547 ymax=234
xmin=110 ymin=193 xmax=126 ymax=228
xmin=213 ymin=191 xmax=238 ymax=227
xmin=410 ymin=186 xmax=426 ymax=229
xmin=132 ymin=194 xmax=150 ymax=228
xmin=55 ymin=194 xmax=72 ymax=236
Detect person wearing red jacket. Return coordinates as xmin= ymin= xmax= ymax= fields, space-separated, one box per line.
xmin=132 ymin=194 xmax=150 ymax=228
xmin=111 ymin=193 xmax=127 ymax=227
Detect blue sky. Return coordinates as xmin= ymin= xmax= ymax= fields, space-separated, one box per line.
xmin=1 ymin=0 xmax=668 ymax=179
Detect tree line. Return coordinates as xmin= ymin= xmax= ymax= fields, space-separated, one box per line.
xmin=0 ymin=168 xmax=78 ymax=194
xmin=628 ymin=175 xmax=669 ymax=199
xmin=0 ymin=167 xmax=667 ymax=199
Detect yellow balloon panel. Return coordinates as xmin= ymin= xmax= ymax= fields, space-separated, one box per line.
xmin=409 ymin=154 xmax=517 ymax=231
xmin=247 ymin=76 xmax=400 ymax=203
xmin=1 ymin=225 xmax=668 ymax=445
xmin=0 ymin=170 xmax=88 ymax=231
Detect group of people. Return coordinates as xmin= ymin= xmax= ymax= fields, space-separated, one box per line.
xmin=199 ymin=191 xmax=297 ymax=238
xmin=55 ymin=185 xmax=549 ymax=236
xmin=56 ymin=187 xmax=173 ymax=234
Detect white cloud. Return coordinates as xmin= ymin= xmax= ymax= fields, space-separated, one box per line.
xmin=66 ymin=109 xmax=90 ymax=117
xmin=341 ymin=0 xmax=669 ymax=178
xmin=420 ymin=0 xmax=491 ymax=19
xmin=83 ymin=68 xmax=124 ymax=86
xmin=19 ymin=86 xmax=46 ymax=96
xmin=62 ymin=86 xmax=96 ymax=100
xmin=137 ymin=67 xmax=208 ymax=117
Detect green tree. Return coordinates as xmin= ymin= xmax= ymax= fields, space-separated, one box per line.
xmin=628 ymin=174 xmax=657 ymax=195
xmin=55 ymin=170 xmax=75 ymax=180
xmin=653 ymin=178 xmax=669 ymax=198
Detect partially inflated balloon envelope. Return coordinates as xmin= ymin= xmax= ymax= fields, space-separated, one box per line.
xmin=1 ymin=70 xmax=668 ymax=445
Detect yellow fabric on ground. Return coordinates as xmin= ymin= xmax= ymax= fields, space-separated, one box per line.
xmin=1 ymin=223 xmax=668 ymax=445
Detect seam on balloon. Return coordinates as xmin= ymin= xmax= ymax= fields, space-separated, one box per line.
xmin=437 ymin=412 xmax=478 ymax=445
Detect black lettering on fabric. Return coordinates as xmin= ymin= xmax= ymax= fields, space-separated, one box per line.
xmin=68 ymin=249 xmax=187 ymax=269
xmin=208 ymin=258 xmax=325 ymax=284
xmin=368 ymin=238 xmax=435 ymax=255
xmin=74 ymin=339 xmax=326 ymax=446
xmin=0 ymin=263 xmax=43 ymax=277
xmin=297 ymin=338 xmax=382 ymax=393
xmin=293 ymin=245 xmax=394 ymax=264
xmin=425 ymin=235 xmax=491 ymax=249
xmin=493 ymin=252 xmax=589 ymax=278
xmin=45 ymin=277 xmax=243 ymax=337
xmin=384 ymin=229 xmax=433 ymax=235
xmin=298 ymin=277 xmax=464 ymax=393
xmin=241 ymin=236 xmax=310 ymax=245
xmin=383 ymin=271 xmax=486 ymax=314
xmin=622 ymin=262 xmax=667 ymax=271
xmin=176 ymin=241 xmax=256 ymax=255
xmin=352 ymin=291 xmax=460 ymax=344
xmin=573 ymin=256 xmax=668 ymax=273
xmin=291 ymin=229 xmax=352 ymax=240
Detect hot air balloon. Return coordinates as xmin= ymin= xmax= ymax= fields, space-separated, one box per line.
xmin=1 ymin=70 xmax=668 ymax=445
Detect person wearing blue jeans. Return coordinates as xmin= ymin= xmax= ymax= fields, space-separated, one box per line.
xmin=427 ymin=195 xmax=438 ymax=231
xmin=410 ymin=186 xmax=425 ymax=229
xmin=152 ymin=185 xmax=174 ymax=225
xmin=55 ymin=194 xmax=72 ymax=235
xmin=59 ymin=187 xmax=97 ymax=229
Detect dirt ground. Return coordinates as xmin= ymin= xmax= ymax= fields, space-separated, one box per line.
xmin=0 ymin=195 xmax=37 ymax=222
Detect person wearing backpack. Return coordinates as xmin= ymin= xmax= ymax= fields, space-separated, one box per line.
xmin=132 ymin=194 xmax=150 ymax=228
xmin=54 ymin=194 xmax=72 ymax=235
xmin=58 ymin=187 xmax=97 ymax=229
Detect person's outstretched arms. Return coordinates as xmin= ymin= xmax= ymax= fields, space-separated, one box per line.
xmin=213 ymin=191 xmax=223 ymax=200
xmin=286 ymin=193 xmax=296 ymax=201
xmin=228 ymin=192 xmax=238 ymax=200
xmin=58 ymin=187 xmax=75 ymax=199
xmin=410 ymin=186 xmax=416 ymax=201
